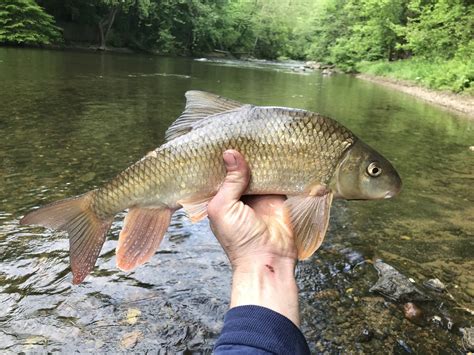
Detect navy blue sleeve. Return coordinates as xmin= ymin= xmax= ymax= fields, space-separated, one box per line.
xmin=214 ymin=305 xmax=310 ymax=354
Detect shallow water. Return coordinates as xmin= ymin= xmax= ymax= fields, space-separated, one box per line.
xmin=0 ymin=48 xmax=472 ymax=353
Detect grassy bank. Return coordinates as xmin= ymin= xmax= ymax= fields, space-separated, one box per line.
xmin=356 ymin=58 xmax=474 ymax=95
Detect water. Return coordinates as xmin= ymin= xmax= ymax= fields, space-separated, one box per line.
xmin=0 ymin=48 xmax=472 ymax=353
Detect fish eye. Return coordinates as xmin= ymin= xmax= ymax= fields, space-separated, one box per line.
xmin=367 ymin=162 xmax=382 ymax=177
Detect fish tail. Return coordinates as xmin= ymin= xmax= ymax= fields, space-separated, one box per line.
xmin=20 ymin=191 xmax=113 ymax=284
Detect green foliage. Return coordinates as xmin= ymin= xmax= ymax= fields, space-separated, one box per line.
xmin=357 ymin=57 xmax=474 ymax=93
xmin=304 ymin=0 xmax=472 ymax=91
xmin=0 ymin=0 xmax=62 ymax=45
xmin=307 ymin=0 xmax=409 ymax=69
xmin=400 ymin=0 xmax=472 ymax=59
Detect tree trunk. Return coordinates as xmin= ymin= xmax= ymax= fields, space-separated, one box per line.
xmin=98 ymin=6 xmax=118 ymax=50
xmin=98 ymin=22 xmax=105 ymax=50
xmin=252 ymin=36 xmax=259 ymax=55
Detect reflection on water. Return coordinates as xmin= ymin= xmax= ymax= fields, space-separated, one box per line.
xmin=0 ymin=48 xmax=472 ymax=352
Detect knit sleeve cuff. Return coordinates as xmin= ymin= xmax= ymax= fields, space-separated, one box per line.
xmin=214 ymin=305 xmax=310 ymax=354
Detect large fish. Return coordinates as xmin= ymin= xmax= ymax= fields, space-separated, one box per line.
xmin=21 ymin=91 xmax=402 ymax=284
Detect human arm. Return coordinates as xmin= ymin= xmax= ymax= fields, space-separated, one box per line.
xmin=208 ymin=150 xmax=309 ymax=354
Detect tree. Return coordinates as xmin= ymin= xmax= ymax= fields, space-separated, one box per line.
xmin=96 ymin=0 xmax=142 ymax=50
xmin=401 ymin=0 xmax=472 ymax=58
xmin=0 ymin=0 xmax=62 ymax=45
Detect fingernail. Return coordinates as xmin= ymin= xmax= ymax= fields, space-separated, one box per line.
xmin=223 ymin=151 xmax=237 ymax=169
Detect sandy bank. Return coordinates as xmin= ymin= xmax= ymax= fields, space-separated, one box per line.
xmin=357 ymin=74 xmax=474 ymax=119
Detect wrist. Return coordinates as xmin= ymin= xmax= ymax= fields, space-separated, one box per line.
xmin=230 ymin=254 xmax=300 ymax=326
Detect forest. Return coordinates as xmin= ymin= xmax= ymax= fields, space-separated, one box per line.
xmin=0 ymin=0 xmax=472 ymax=93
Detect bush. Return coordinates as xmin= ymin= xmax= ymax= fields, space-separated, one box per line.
xmin=357 ymin=57 xmax=474 ymax=94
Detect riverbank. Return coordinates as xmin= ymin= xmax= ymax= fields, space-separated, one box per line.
xmin=356 ymin=74 xmax=474 ymax=118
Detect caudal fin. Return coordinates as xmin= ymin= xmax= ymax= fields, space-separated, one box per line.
xmin=20 ymin=192 xmax=113 ymax=284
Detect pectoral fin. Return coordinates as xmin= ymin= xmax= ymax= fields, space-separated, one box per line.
xmin=117 ymin=207 xmax=173 ymax=271
xmin=285 ymin=189 xmax=333 ymax=260
xmin=177 ymin=195 xmax=213 ymax=223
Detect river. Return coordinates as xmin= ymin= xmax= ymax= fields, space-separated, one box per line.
xmin=0 ymin=48 xmax=472 ymax=353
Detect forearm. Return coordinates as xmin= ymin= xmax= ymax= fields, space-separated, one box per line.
xmin=230 ymin=255 xmax=300 ymax=326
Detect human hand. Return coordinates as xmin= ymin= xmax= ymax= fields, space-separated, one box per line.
xmin=208 ymin=150 xmax=300 ymax=325
xmin=208 ymin=150 xmax=298 ymax=268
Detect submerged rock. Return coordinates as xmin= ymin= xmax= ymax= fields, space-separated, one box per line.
xmin=357 ymin=326 xmax=374 ymax=343
xmin=423 ymin=278 xmax=446 ymax=292
xmin=304 ymin=61 xmax=321 ymax=70
xmin=369 ymin=260 xmax=429 ymax=302
xmin=461 ymin=327 xmax=474 ymax=351
xmin=403 ymin=302 xmax=423 ymax=324
xmin=395 ymin=339 xmax=413 ymax=353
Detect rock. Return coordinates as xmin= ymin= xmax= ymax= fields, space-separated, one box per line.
xmin=357 ymin=327 xmax=374 ymax=343
xmin=369 ymin=260 xmax=430 ymax=302
xmin=461 ymin=327 xmax=474 ymax=351
xmin=125 ymin=308 xmax=141 ymax=325
xmin=395 ymin=339 xmax=413 ymax=353
xmin=321 ymin=68 xmax=334 ymax=76
xmin=314 ymin=288 xmax=340 ymax=300
xmin=466 ymin=282 xmax=474 ymax=297
xmin=403 ymin=302 xmax=423 ymax=324
xmin=80 ymin=171 xmax=96 ymax=182
xmin=431 ymin=315 xmax=443 ymax=327
xmin=423 ymin=278 xmax=446 ymax=292
xmin=120 ymin=331 xmax=142 ymax=349
xmin=469 ymin=146 xmax=474 ymax=152
xmin=304 ymin=61 xmax=321 ymax=69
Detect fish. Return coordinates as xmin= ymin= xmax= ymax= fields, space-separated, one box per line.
xmin=20 ymin=91 xmax=402 ymax=284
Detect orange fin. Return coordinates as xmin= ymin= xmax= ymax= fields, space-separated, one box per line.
xmin=285 ymin=189 xmax=333 ymax=260
xmin=177 ymin=195 xmax=212 ymax=223
xmin=20 ymin=192 xmax=113 ymax=284
xmin=116 ymin=207 xmax=173 ymax=271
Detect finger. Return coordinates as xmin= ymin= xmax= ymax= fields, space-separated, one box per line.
xmin=208 ymin=150 xmax=250 ymax=213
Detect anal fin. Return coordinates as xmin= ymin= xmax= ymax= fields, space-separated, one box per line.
xmin=285 ymin=188 xmax=334 ymax=260
xmin=116 ymin=207 xmax=173 ymax=271
xmin=177 ymin=195 xmax=213 ymax=223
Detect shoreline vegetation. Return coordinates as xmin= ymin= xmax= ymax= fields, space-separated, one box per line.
xmin=356 ymin=73 xmax=474 ymax=117
xmin=1 ymin=0 xmax=472 ymax=115
xmin=303 ymin=60 xmax=474 ymax=117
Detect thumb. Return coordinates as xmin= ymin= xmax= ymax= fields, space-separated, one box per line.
xmin=209 ymin=150 xmax=250 ymax=211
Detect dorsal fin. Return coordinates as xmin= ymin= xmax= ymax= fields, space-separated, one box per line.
xmin=165 ymin=91 xmax=245 ymax=141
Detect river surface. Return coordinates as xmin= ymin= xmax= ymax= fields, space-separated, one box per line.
xmin=0 ymin=48 xmax=472 ymax=353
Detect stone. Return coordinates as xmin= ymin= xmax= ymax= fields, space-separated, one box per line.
xmin=369 ymin=260 xmax=430 ymax=302
xmin=357 ymin=327 xmax=374 ymax=343
xmin=403 ymin=302 xmax=423 ymax=324
xmin=80 ymin=171 xmax=96 ymax=182
xmin=120 ymin=331 xmax=142 ymax=349
xmin=461 ymin=327 xmax=474 ymax=351
xmin=423 ymin=278 xmax=446 ymax=292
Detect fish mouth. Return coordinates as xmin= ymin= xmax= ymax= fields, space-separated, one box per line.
xmin=384 ymin=175 xmax=402 ymax=199
xmin=384 ymin=186 xmax=401 ymax=199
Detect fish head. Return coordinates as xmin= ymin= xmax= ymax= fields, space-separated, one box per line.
xmin=330 ymin=140 xmax=402 ymax=200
